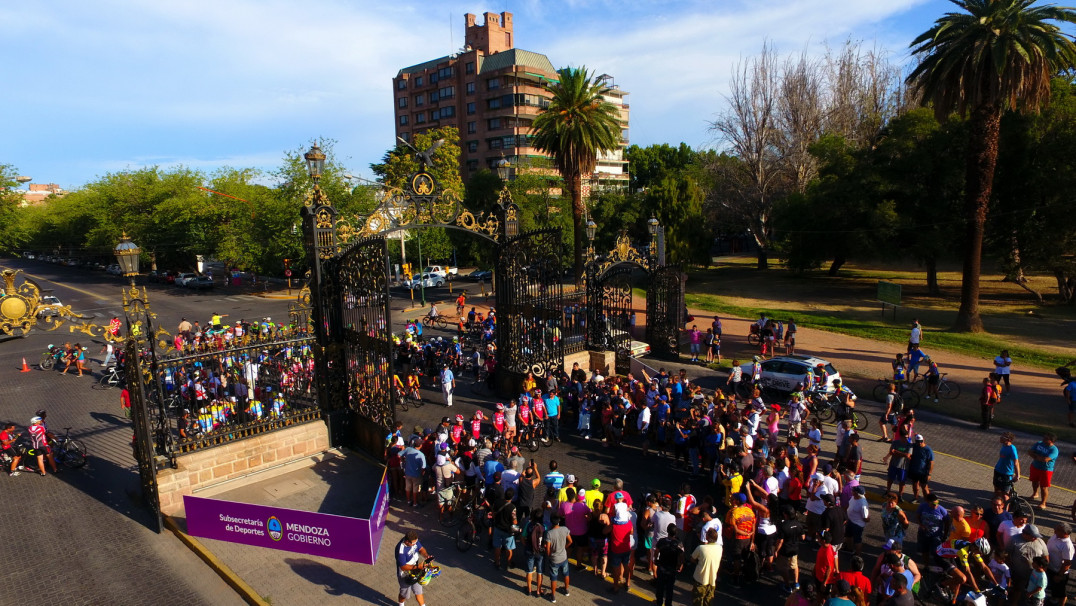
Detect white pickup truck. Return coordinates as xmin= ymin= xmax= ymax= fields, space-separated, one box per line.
xmin=423 ymin=265 xmax=458 ymax=279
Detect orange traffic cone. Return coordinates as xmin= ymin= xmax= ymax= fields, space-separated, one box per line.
xmin=20 ymin=358 xmax=31 ymax=372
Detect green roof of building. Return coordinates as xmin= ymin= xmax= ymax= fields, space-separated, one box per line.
xmin=479 ymin=48 xmax=556 ymax=75
xmin=397 ymin=56 xmax=450 ymax=77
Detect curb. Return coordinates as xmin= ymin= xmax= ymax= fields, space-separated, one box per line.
xmin=163 ymin=515 xmax=269 ymax=606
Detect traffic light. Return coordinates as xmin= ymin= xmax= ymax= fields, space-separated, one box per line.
xmin=284 ymin=258 xmax=290 ymax=269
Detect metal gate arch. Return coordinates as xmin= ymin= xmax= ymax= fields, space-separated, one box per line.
xmin=646 ymin=264 xmax=684 ymax=359
xmin=494 ymin=227 xmax=567 ymax=394
xmin=585 ymin=262 xmax=638 ymax=374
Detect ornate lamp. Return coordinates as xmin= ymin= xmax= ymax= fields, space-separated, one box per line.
xmin=114 ymin=233 xmax=141 ymax=283
xmin=304 ymin=143 xmax=326 ymax=182
xmin=495 ymin=155 xmax=511 ymax=182
xmin=586 ymin=218 xmax=597 ymax=243
xmin=647 ymin=216 xmax=660 ymax=238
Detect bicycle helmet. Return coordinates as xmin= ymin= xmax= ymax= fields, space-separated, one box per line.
xmin=974 ymin=537 xmax=991 ymax=557
xmin=454 ymin=414 xmax=464 ymax=423
xmin=30 ymin=416 xmax=42 ymax=424
xmin=473 ymin=411 xmax=484 ymax=420
xmin=35 ymin=410 xmax=46 ymax=418
xmin=495 ymin=403 xmax=504 ymax=411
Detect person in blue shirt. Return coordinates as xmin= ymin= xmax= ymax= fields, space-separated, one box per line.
xmin=993 ymin=431 xmax=1021 ymax=500
xmin=908 ymin=434 xmax=935 ymax=502
xmin=401 ymin=439 xmax=427 ymax=507
xmin=1028 ymin=432 xmax=1058 ymax=510
xmin=482 ymin=451 xmax=505 ymax=486
xmin=545 ymin=390 xmax=561 ymax=442
xmin=395 ymin=530 xmax=431 ymax=604
xmin=907 ymin=345 xmax=927 ymax=382
xmin=544 ymin=460 xmax=565 ymax=490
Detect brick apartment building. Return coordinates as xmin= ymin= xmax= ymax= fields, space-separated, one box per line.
xmin=392 ymin=11 xmax=629 ymax=189
xmin=19 ymin=183 xmax=66 ymax=206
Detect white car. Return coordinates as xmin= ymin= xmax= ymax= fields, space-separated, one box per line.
xmin=36 ymin=295 xmax=64 ymax=317
xmin=175 ymin=272 xmax=198 ymax=287
xmin=738 ymin=355 xmax=842 ymax=393
xmin=406 ymin=273 xmax=444 ymax=288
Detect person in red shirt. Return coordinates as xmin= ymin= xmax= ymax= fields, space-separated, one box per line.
xmin=814 ymin=531 xmax=840 ymax=590
xmin=492 ymin=404 xmax=505 ymax=437
xmin=532 ymin=394 xmax=547 ymax=421
xmin=837 ymin=554 xmax=872 ymax=596
xmin=450 ymin=415 xmax=465 ymax=446
xmin=470 ymin=411 xmax=483 ymax=441
xmin=603 ymin=478 xmax=634 ymax=514
xmin=1 ymin=422 xmax=24 ymax=476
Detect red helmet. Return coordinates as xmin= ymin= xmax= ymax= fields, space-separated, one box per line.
xmin=473 ymin=411 xmax=484 ymax=420
xmin=496 ymin=403 xmax=505 ymax=411
xmin=454 ymin=414 xmax=464 ymax=423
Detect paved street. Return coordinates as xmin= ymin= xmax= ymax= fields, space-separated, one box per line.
xmin=3 ymin=257 xmax=1076 ymax=605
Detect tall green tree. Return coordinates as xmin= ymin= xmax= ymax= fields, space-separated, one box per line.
xmin=0 ymin=164 xmax=27 ymax=253
xmin=907 ymin=0 xmax=1076 ymax=332
xmin=532 ymin=66 xmax=622 ymax=282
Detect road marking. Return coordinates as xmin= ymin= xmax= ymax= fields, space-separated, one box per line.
xmin=0 ymin=265 xmax=113 ymax=300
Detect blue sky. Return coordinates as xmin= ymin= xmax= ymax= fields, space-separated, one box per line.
xmin=2 ymin=0 xmax=957 ymax=190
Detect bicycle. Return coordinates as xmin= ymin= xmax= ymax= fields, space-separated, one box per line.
xmin=910 ymin=373 xmax=962 ymax=400
xmin=438 ymin=481 xmax=466 ymax=528
xmin=804 ymin=390 xmax=868 ymax=430
xmin=50 ymin=427 xmax=88 ymax=468
xmin=422 ymin=316 xmax=450 ymax=329
xmin=872 ymin=378 xmax=921 ymax=408
xmin=518 ymin=423 xmax=541 ymax=453
xmin=455 ymin=492 xmax=492 ymax=552
xmin=92 ymin=365 xmax=124 ymax=390
xmin=1002 ymin=479 xmax=1035 ymax=526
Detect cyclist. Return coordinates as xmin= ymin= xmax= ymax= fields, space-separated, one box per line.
xmin=750 ymin=356 xmax=763 ymax=390
xmin=455 ymin=293 xmax=466 ymax=316
xmin=936 ymin=538 xmax=996 ymax=599
xmin=993 ymin=432 xmax=1021 ymax=500
xmin=1 ymin=422 xmax=24 ymax=476
xmin=892 ymin=353 xmax=908 ymax=388
xmin=406 ymin=370 xmax=422 ymax=402
xmin=924 ymin=358 xmax=941 ymax=402
xmin=393 ymin=372 xmax=407 ymax=400
xmin=27 ymin=416 xmax=57 ymax=476
xmin=812 ymin=363 xmax=829 ymax=392
xmin=830 ymin=379 xmax=858 ymax=421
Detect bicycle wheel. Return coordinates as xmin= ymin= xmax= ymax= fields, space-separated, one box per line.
xmin=747 ymin=333 xmax=759 ymax=345
xmin=61 ymin=441 xmax=88 ymax=468
xmin=411 ymin=394 xmax=424 ymax=409
xmin=909 ymin=377 xmax=927 ymax=395
xmin=850 ymin=411 xmax=868 ymax=432
xmin=539 ymin=434 xmax=552 ymax=448
xmin=525 ymin=435 xmax=540 ymax=453
xmin=92 ymin=373 xmax=114 ymax=391
xmin=817 ymin=406 xmax=835 ymax=423
xmin=900 ymin=388 xmax=920 ymax=408
xmin=456 ymin=521 xmax=476 ymax=552
xmin=1008 ymin=496 xmax=1035 ymax=526
xmin=872 ymin=383 xmax=889 ymax=403
xmin=939 ymin=381 xmax=961 ymax=399
xmin=397 ymin=396 xmax=409 ymax=413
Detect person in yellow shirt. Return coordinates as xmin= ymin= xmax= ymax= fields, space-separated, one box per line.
xmin=522 ymin=372 xmax=537 ymax=394
xmin=947 ymin=505 xmax=971 ymax=543
xmin=586 ymin=478 xmax=604 ymax=511
xmin=721 ymin=463 xmax=744 ymax=508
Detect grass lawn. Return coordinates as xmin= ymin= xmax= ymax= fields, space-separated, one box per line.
xmin=666 ymin=256 xmax=1076 ymax=371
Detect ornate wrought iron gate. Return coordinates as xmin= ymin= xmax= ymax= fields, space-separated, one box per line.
xmin=494 ymin=228 xmax=566 ymax=393
xmin=646 ymin=264 xmax=684 ymax=359
xmin=335 ymin=236 xmax=395 ymax=457
xmin=585 ymin=263 xmax=636 ymax=374
xmin=125 ymin=338 xmax=162 ymax=533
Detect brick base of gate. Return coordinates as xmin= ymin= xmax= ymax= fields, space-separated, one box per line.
xmin=157 ymin=420 xmax=330 ymax=515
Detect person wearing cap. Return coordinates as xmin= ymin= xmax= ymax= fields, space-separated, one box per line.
xmin=916 ymin=492 xmax=950 ymax=568
xmin=1010 ymin=523 xmax=1048 ymax=605
xmin=585 ymin=478 xmax=604 ymax=511
xmin=434 ymin=443 xmax=459 ymax=519
xmin=1046 ymin=522 xmax=1073 ymax=606
xmin=26 ymin=416 xmax=57 ymax=476
xmin=724 ymin=492 xmax=756 ymax=586
xmin=440 ymin=363 xmax=455 ymax=408
xmin=908 ymin=434 xmax=934 ymax=501
xmin=557 ymin=474 xmax=580 ymax=504
xmin=607 ymin=491 xmax=634 ymax=594
xmin=993 ymin=431 xmax=1021 ymax=500
xmin=824 ymin=579 xmax=855 ymax=606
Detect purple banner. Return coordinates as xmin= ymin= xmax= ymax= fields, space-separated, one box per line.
xmin=368 ymin=469 xmax=390 ymax=559
xmin=184 ymin=495 xmax=382 ymax=564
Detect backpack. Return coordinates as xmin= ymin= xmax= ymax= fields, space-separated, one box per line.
xmin=741 ymin=549 xmax=762 ymax=583
xmin=655 ymin=538 xmax=683 ymax=574
xmin=528 ymin=520 xmax=545 ymax=553
xmin=993 ymin=383 xmax=1003 ymax=402
xmin=891 ymin=394 xmax=904 ymax=414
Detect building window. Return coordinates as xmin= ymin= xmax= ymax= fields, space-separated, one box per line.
xmin=503 ymin=136 xmax=515 ymax=149
xmin=488 ymin=97 xmax=501 ymax=110
xmin=415 ymin=76 xmax=423 ymax=87
xmin=429 ymin=91 xmax=438 ymax=103
xmin=439 ymin=86 xmax=454 ymax=99
xmin=487 ymin=117 xmax=501 ymax=130
xmin=466 ymin=159 xmax=478 ymax=172
xmin=487 ymin=78 xmax=500 ymax=91
xmin=431 ymin=110 xmax=440 ymax=122
xmin=414 ymin=95 xmax=424 ymax=107
xmin=398 ymin=97 xmax=407 ymax=108
xmin=466 ymin=82 xmax=475 ymax=95
xmin=466 ymin=62 xmax=475 ymax=75
xmin=439 ymin=106 xmax=455 ymax=118
xmin=467 ymin=102 xmax=476 ymax=115
xmin=438 ymin=67 xmax=453 ymax=79
xmin=467 ymin=140 xmax=478 ymax=152
xmin=430 ymin=73 xmax=438 ymax=84
xmin=397 ymin=79 xmax=407 ymax=90
xmin=467 ymin=121 xmax=477 ymax=134
xmin=399 ymin=115 xmax=408 ymax=125
xmin=415 ymin=113 xmax=426 ymax=124
xmin=399 ymin=132 xmax=410 ymax=142
xmin=489 ymin=138 xmax=503 ymax=150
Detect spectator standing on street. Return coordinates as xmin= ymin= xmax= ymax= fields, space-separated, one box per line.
xmin=402 ymin=438 xmax=426 ymax=508
xmin=980 ymin=376 xmax=1000 ymax=429
xmin=915 ymin=492 xmax=949 ymax=567
xmin=523 ymin=511 xmax=546 ymax=597
xmin=993 ymin=349 xmax=1012 ymax=393
xmin=690 ymin=527 xmax=722 ymax=606
xmin=908 ymin=320 xmax=921 ymax=353
xmin=908 ymin=434 xmax=934 ymax=501
xmin=1047 ymin=523 xmax=1074 ymax=606
xmin=440 ymin=365 xmax=455 ymax=407
xmin=994 ymin=432 xmax=1021 ymax=500
xmin=1028 ymin=433 xmax=1058 ymax=511
xmin=395 ymin=530 xmax=431 ymax=606
xmin=544 ymin=514 xmax=572 ymax=602
xmin=1010 ymin=525 xmax=1048 ymax=606
xmin=653 ymin=522 xmax=683 ymax=606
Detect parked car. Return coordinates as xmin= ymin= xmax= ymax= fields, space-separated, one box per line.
xmin=422 ymin=265 xmax=458 ymax=279
xmin=106 ymin=264 xmax=122 ymax=275
xmin=405 ymin=273 xmax=444 ymax=288
xmin=738 ymin=355 xmax=842 ymax=393
xmin=174 ymin=272 xmax=197 ymax=287
xmin=36 ymin=295 xmax=63 ymax=318
xmin=186 ymin=275 xmax=214 ymax=290
xmin=468 ymin=269 xmax=493 ymax=282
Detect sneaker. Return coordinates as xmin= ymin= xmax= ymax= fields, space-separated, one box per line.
xmin=563 ymin=591 xmax=569 ymax=597
xmin=550 ymin=597 xmax=556 ymax=604
xmin=8 ymin=471 xmax=19 ymax=477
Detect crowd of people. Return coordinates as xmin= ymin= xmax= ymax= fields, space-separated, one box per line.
xmin=385 ymin=326 xmax=1075 ymax=606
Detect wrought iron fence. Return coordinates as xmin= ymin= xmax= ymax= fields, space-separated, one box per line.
xmin=151 ymin=336 xmax=320 ymax=457
xmin=560 ymin=290 xmax=587 ymax=356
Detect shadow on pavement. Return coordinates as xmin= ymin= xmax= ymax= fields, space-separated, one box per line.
xmin=284 ymin=558 xmax=396 ymax=604
xmin=58 ymin=446 xmax=159 ymax=531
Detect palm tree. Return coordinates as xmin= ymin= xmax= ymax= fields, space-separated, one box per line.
xmin=532 ymin=67 xmax=622 ymax=281
xmin=907 ymin=0 xmax=1076 ymax=332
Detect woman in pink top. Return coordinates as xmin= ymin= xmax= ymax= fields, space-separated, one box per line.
xmin=561 ymin=487 xmax=590 ymax=566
